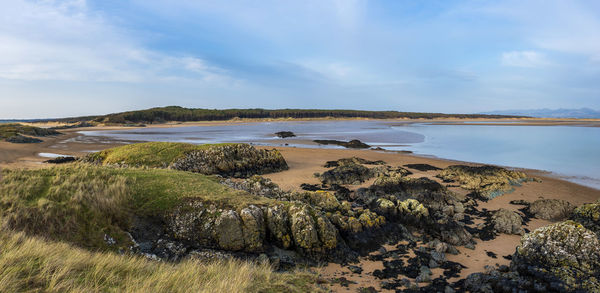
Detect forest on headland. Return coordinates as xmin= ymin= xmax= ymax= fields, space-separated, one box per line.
xmin=54 ymin=106 xmax=523 ymax=124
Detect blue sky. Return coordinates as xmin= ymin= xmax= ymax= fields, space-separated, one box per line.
xmin=1 ymin=0 xmax=599 ymax=118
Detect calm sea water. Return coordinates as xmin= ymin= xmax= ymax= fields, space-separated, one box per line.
xmin=80 ymin=120 xmax=600 ymax=189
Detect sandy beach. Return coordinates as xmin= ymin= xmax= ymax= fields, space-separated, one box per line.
xmin=1 ymin=121 xmax=599 ymax=292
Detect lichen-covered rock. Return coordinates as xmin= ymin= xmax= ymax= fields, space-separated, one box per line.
xmin=529 ymin=199 xmax=574 ymax=220
xmin=166 ymin=200 xmax=216 ymax=247
xmin=324 ymin=157 xmax=386 ymax=168
xmin=438 ymin=165 xmax=528 ymax=199
xmin=398 ymin=199 xmax=429 ymax=221
xmin=266 ymin=205 xmax=292 ymax=249
xmin=347 ymin=216 xmax=363 ymax=233
xmin=358 ymin=209 xmax=386 ymax=229
xmin=289 ymin=205 xmax=320 ymax=250
xmin=491 ymin=209 xmax=524 ymax=235
xmin=214 ymin=210 xmax=245 ymax=251
xmin=240 ymin=205 xmax=266 ymax=252
xmin=374 ymin=198 xmax=397 ymax=218
xmin=316 ymin=214 xmax=338 ymax=250
xmin=513 ymin=220 xmax=600 ymax=291
xmin=294 ymin=190 xmax=342 ymax=212
xmin=571 ymin=203 xmax=600 ymax=236
xmin=318 ymin=162 xmax=373 ymax=185
xmin=171 ymin=144 xmax=288 ymax=177
xmin=222 ymin=175 xmax=285 ymax=199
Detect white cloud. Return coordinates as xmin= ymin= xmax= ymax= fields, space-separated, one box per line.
xmin=501 ymin=51 xmax=548 ymax=68
xmin=0 ymin=0 xmax=233 ymax=84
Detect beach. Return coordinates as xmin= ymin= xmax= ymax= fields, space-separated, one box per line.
xmin=1 ymin=121 xmax=598 ymax=292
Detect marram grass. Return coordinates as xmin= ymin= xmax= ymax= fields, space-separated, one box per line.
xmin=0 ymin=231 xmax=324 ymax=293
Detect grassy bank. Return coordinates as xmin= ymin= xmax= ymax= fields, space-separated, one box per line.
xmin=0 ymin=165 xmax=277 ymax=250
xmin=0 ymin=230 xmax=323 ymax=292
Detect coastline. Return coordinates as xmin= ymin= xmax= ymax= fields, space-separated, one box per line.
xmin=1 ymin=123 xmax=599 ymax=292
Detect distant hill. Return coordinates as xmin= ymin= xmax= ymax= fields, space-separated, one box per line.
xmin=54 ymin=106 xmax=522 ymax=124
xmin=479 ymin=108 xmax=600 ymax=119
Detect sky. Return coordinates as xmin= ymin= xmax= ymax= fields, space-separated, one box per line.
xmin=1 ymin=0 xmax=599 ymax=118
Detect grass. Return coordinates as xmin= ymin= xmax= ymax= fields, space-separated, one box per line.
xmin=0 ymin=123 xmax=60 ymax=140
xmin=0 ymin=165 xmax=277 ymax=250
xmin=85 ymin=142 xmax=237 ymax=167
xmin=0 ymin=230 xmax=325 ymax=293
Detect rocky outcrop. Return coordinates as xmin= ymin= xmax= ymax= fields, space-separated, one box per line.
xmin=318 ymin=162 xmax=373 ymax=185
xmin=171 ymin=144 xmax=288 ymax=177
xmin=240 ymin=205 xmax=266 ymax=252
xmin=214 ymin=210 xmax=245 ymax=251
xmin=571 ymin=203 xmax=600 ymax=236
xmin=438 ymin=165 xmax=528 ymax=199
xmin=490 ymin=209 xmax=524 ymax=235
xmin=463 ymin=221 xmax=600 ymax=292
xmin=275 ymin=131 xmax=296 ymax=138
xmin=324 ymin=157 xmax=386 ymax=168
xmin=528 ymin=199 xmax=574 ymax=220
xmin=313 ymin=139 xmax=371 ymax=149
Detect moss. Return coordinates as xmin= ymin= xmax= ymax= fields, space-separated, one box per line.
xmin=83 ymin=142 xmax=237 ymax=167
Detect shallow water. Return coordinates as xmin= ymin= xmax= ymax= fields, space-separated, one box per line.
xmin=80 ymin=120 xmax=600 ymax=190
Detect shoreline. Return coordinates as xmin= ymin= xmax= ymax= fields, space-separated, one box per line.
xmin=1 ymin=125 xmax=599 ymax=292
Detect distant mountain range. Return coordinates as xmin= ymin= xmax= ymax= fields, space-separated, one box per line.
xmin=479 ymin=108 xmax=600 ymax=119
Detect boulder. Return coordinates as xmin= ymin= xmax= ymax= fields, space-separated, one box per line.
xmin=240 ymin=205 xmax=266 ymax=252
xmin=513 ymin=220 xmax=600 ymax=291
xmin=529 ymin=199 xmax=574 ymax=220
xmin=289 ymin=205 xmax=320 ymax=250
xmin=491 ymin=209 xmax=524 ymax=235
xmin=571 ymin=203 xmax=600 ymax=236
xmin=214 ymin=210 xmax=245 ymax=251
xmin=438 ymin=165 xmax=528 ymax=199
xmin=266 ymin=205 xmax=293 ymax=249
xmin=318 ymin=162 xmax=373 ymax=185
xmin=171 ymin=144 xmax=288 ymax=178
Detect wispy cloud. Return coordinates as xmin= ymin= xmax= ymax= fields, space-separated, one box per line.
xmin=501 ymin=51 xmax=548 ymax=68
xmin=0 ymin=0 xmax=233 ymax=84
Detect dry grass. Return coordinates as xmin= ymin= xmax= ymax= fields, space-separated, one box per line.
xmin=0 ymin=231 xmax=324 ymax=293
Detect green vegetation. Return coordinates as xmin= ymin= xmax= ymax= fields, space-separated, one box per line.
xmin=0 ymin=165 xmax=275 ymax=251
xmin=55 ymin=106 xmax=523 ymax=124
xmin=0 ymin=123 xmax=61 ymax=142
xmin=0 ymin=230 xmax=324 ymax=293
xmin=84 ymin=142 xmax=235 ymax=167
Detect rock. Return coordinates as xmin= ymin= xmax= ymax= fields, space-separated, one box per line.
xmin=438 ymin=165 xmax=528 ymax=199
xmin=171 ymin=144 xmax=288 ymax=178
xmin=44 ymin=156 xmax=77 ymax=164
xmin=403 ymin=163 xmax=442 ymax=171
xmin=348 ymin=265 xmax=363 ymax=274
xmin=397 ymin=199 xmax=429 ymax=222
xmin=318 ymin=162 xmax=373 ymax=185
xmin=316 ymin=214 xmax=338 ymax=250
xmin=266 ymin=205 xmax=293 ymax=249
xmin=240 ymin=205 xmax=266 ymax=252
xmin=374 ymin=198 xmax=397 ymax=217
xmin=214 ymin=210 xmax=245 ymax=251
xmin=571 ymin=203 xmax=600 ymax=236
xmin=324 ymin=157 xmax=385 ymax=168
xmin=490 ymin=208 xmax=524 ymax=235
xmin=513 ymin=220 xmax=600 ymax=291
xmin=313 ymin=139 xmax=370 ymax=149
xmin=275 ymin=131 xmax=296 ymax=138
xmin=529 ymin=199 xmax=574 ymax=220
xmin=289 ymin=205 xmax=320 ymax=250
xmin=6 ymin=134 xmax=43 ymax=143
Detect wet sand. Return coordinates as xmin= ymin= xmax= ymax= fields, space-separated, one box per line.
xmin=1 ymin=122 xmax=599 ymax=292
